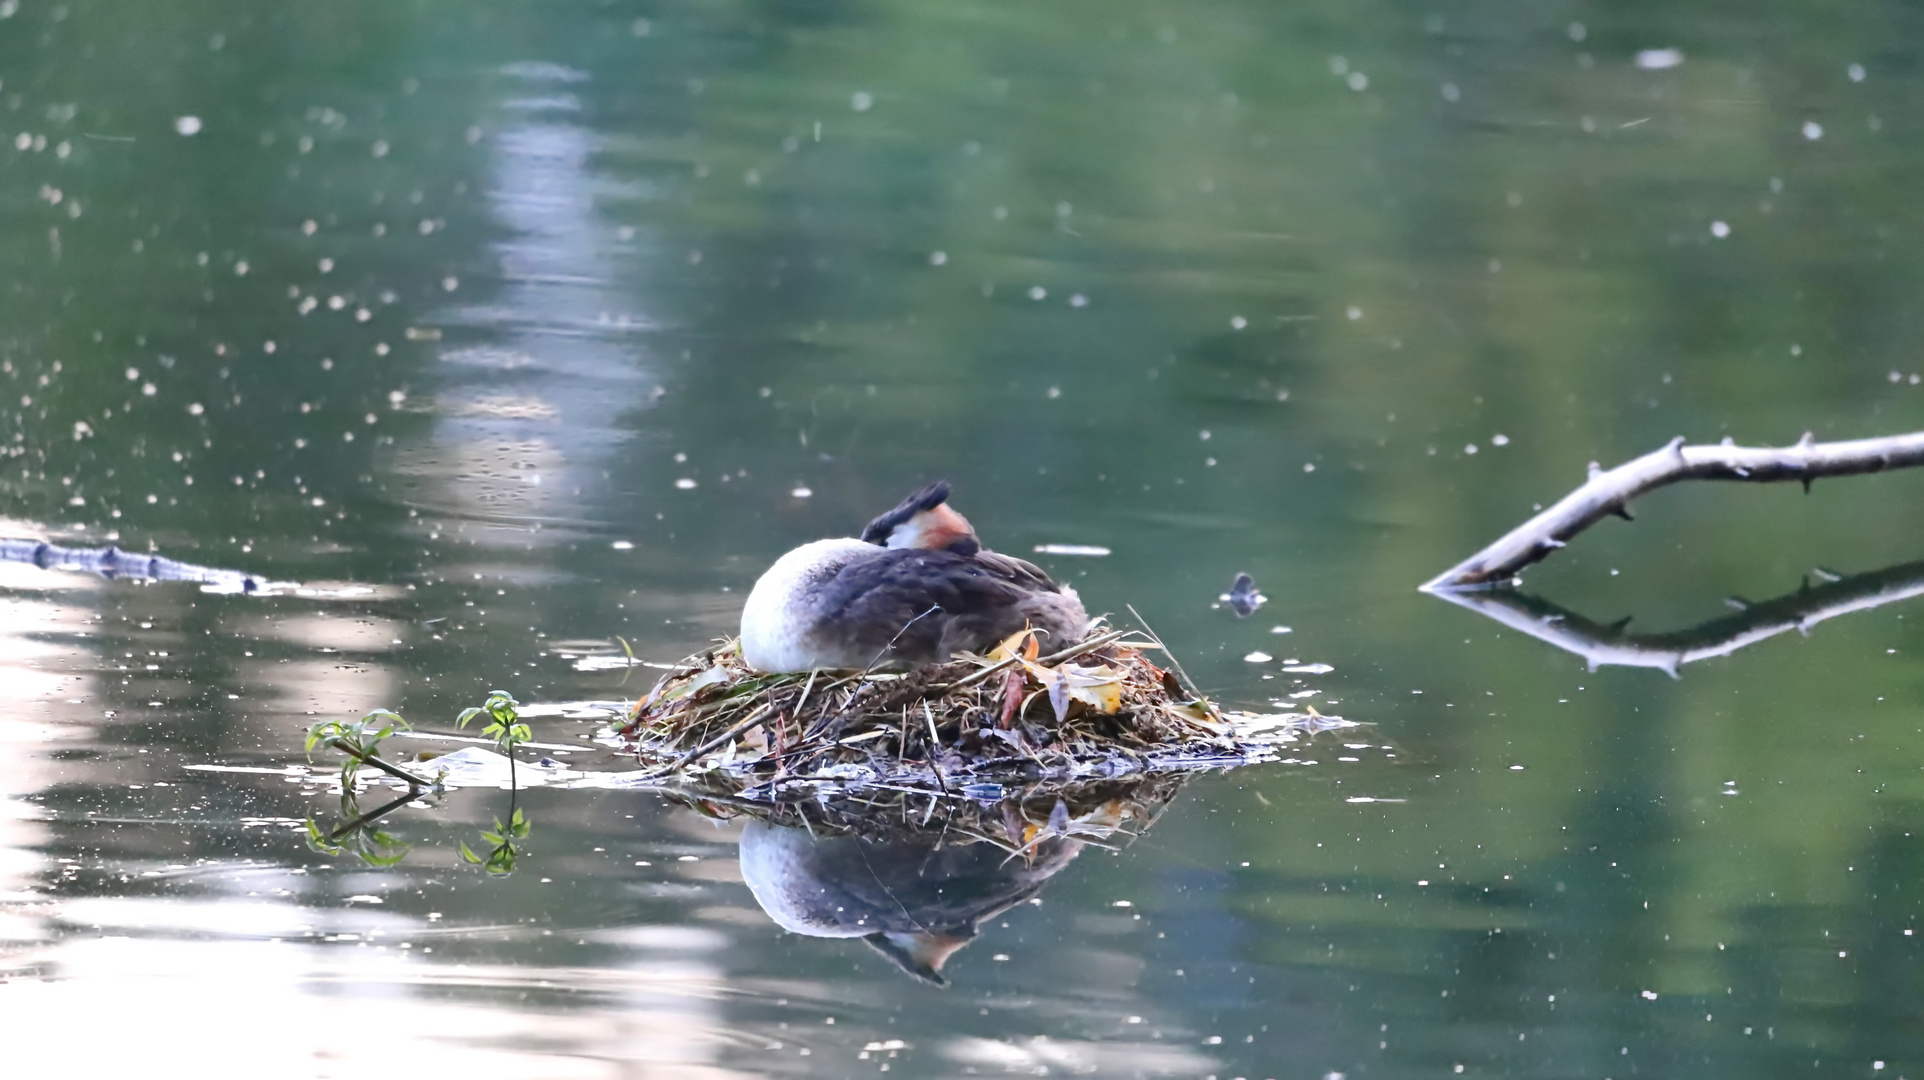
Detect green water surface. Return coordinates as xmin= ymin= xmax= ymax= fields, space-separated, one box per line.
xmin=4 ymin=1 xmax=1924 ymax=1076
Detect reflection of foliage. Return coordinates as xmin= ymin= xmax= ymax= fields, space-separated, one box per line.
xmin=460 ymin=807 xmax=531 ymax=876
xmin=303 ymin=790 xmax=415 ymax=867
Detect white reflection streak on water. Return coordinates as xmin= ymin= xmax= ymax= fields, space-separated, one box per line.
xmin=3 ymin=931 xmax=751 ymax=1076
xmin=236 ymin=611 xmax=399 ymax=722
xmin=942 ymin=1033 xmax=1216 ymax=1075
xmin=5 ymin=814 xmax=743 ymax=1076
xmin=0 ymin=564 xmax=98 ymax=950
xmin=397 ymin=63 xmax=657 ymax=538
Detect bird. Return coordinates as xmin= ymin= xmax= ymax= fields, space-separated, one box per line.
xmin=739 ymin=481 xmax=1088 ymax=671
xmin=1224 ymin=572 xmax=1265 ymax=618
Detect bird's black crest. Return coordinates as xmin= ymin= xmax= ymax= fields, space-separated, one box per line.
xmin=860 ymin=481 xmax=954 ymax=545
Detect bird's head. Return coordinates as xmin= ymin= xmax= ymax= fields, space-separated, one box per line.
xmin=860 ymin=480 xmax=980 ymax=555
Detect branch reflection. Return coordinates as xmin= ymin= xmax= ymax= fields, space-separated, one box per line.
xmin=1429 ymin=559 xmax=1924 ymax=675
xmin=304 ymin=790 xmax=419 ymax=867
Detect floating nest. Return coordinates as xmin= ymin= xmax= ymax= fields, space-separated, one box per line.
xmin=618 ymin=624 xmax=1353 ymax=801
xmin=668 ymin=769 xmax=1192 ymax=857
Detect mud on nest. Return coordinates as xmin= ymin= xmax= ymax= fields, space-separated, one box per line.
xmin=618 ymin=625 xmax=1353 ymax=800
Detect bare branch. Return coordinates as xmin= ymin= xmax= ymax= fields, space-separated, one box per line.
xmin=1421 ymin=431 xmax=1924 ymax=591
xmin=1429 ymin=558 xmax=1924 ymax=676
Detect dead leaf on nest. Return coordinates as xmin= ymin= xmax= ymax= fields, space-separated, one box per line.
xmin=988 ymin=628 xmax=1038 ymax=664
xmin=998 ymin=667 xmax=1024 ymax=728
xmin=1018 ymin=656 xmax=1126 ymax=715
xmin=1046 ymin=671 xmax=1070 ymax=725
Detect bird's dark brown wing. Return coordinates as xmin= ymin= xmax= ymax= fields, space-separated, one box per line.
xmin=970 ymin=549 xmax=1065 ymax=594
xmin=810 ymin=549 xmax=1042 ymax=665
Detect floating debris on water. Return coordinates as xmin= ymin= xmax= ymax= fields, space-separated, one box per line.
xmin=1033 ymin=543 xmax=1111 ymax=557
xmin=0 ymin=535 xmax=296 ymax=594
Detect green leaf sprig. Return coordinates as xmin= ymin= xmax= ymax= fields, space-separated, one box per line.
xmin=304 ymin=709 xmax=431 ymax=789
xmin=456 ymin=690 xmax=530 ymax=755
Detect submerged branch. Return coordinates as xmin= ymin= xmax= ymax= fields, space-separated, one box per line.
xmin=1422 ymin=431 xmax=1924 ymax=591
xmin=0 ymin=536 xmax=270 ymax=593
xmin=1430 ymin=558 xmax=1924 ymax=676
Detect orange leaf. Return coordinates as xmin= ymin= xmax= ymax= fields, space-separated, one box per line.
xmin=999 ymin=668 xmax=1025 ymax=728
xmin=989 ymin=628 xmax=1035 ymax=662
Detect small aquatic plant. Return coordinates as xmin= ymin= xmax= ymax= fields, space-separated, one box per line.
xmin=456 ymin=691 xmax=534 ymax=875
xmin=304 ymin=691 xmax=540 ymax=875
xmin=457 ymin=690 xmax=532 ymax=774
xmin=305 ymin=709 xmax=440 ymax=790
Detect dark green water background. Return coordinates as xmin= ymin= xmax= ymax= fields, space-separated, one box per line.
xmin=5 ymin=1 xmax=1924 ymax=1076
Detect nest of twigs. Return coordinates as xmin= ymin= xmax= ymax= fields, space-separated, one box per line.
xmin=618 ymin=625 xmax=1351 ymax=800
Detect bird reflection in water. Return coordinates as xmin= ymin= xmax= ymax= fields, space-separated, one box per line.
xmin=723 ymin=777 xmax=1182 ymax=985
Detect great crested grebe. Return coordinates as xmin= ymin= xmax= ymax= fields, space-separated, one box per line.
xmin=739 ymin=481 xmax=1088 ymax=672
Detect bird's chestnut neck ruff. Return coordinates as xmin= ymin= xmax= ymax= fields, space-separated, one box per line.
xmin=885 ymin=503 xmax=980 ymax=556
